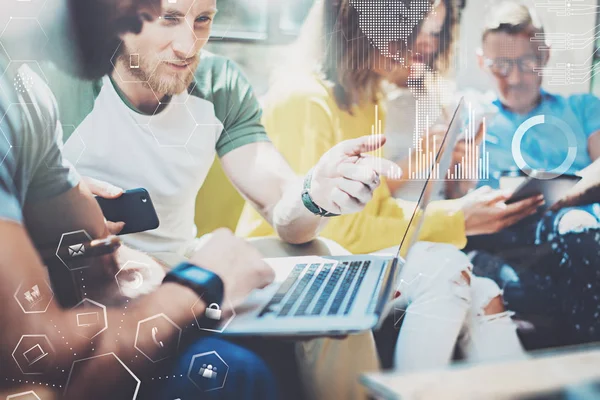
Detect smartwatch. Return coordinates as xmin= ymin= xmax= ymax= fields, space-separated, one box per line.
xmin=301 ymin=169 xmax=340 ymax=217
xmin=162 ymin=262 xmax=224 ymax=306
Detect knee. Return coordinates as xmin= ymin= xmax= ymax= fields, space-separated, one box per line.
xmin=184 ymin=337 xmax=275 ymax=388
xmin=470 ymin=276 xmax=507 ymax=317
xmin=208 ymin=340 xmax=272 ymax=379
xmin=406 ymin=242 xmax=472 ymax=280
xmin=556 ymin=209 xmax=599 ymax=235
xmin=401 ymin=242 xmax=473 ymax=300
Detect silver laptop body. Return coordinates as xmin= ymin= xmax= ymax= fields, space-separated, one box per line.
xmin=217 ymin=98 xmax=466 ymax=336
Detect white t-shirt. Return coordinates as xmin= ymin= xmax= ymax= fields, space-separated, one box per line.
xmin=61 ymin=53 xmax=269 ymax=254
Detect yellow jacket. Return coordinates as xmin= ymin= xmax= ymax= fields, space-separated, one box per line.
xmin=236 ymin=73 xmax=467 ymax=255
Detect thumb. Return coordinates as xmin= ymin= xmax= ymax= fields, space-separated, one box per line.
xmin=107 ymin=221 xmax=125 ymax=235
xmin=340 ymin=135 xmax=387 ymax=157
xmin=84 ymin=177 xmax=124 ymax=198
xmin=483 ymin=189 xmax=512 ymax=205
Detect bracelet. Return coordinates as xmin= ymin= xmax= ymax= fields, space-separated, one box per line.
xmin=301 ymin=169 xmax=340 ymax=217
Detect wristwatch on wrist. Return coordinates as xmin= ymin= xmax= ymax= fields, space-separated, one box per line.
xmin=301 ymin=169 xmax=340 ymax=217
xmin=162 ymin=262 xmax=224 ymax=306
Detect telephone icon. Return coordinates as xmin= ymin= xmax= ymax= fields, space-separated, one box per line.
xmin=151 ymin=327 xmax=164 ymax=348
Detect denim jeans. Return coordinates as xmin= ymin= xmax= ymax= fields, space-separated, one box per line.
xmin=141 ymin=336 xmax=279 ymax=400
xmin=468 ymin=204 xmax=600 ymax=348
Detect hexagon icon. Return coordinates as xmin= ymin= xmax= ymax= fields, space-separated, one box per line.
xmin=64 ymin=353 xmax=140 ymax=400
xmin=187 ymin=351 xmax=229 ymax=393
xmin=56 ymin=230 xmax=93 ymax=271
xmin=115 ymin=261 xmax=153 ymax=298
xmin=6 ymin=390 xmax=41 ymax=400
xmin=148 ymin=102 xmax=197 ymax=147
xmin=192 ymin=298 xmax=235 ymax=334
xmin=109 ymin=41 xmax=152 ymax=84
xmin=0 ymin=17 xmax=48 ymax=61
xmin=72 ymin=298 xmax=108 ymax=339
xmin=135 ymin=313 xmax=181 ymax=363
xmin=14 ymin=279 xmax=54 ymax=314
xmin=0 ymin=61 xmax=46 ymax=103
xmin=12 ymin=334 xmax=56 ymax=375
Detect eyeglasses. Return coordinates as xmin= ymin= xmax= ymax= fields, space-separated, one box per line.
xmin=483 ymin=55 xmax=541 ymax=77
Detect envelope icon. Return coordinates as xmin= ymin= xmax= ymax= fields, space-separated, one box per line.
xmin=68 ymin=243 xmax=85 ymax=257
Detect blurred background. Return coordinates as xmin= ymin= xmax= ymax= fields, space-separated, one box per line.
xmin=196 ymin=0 xmax=600 ymax=236
xmin=205 ymin=0 xmax=600 ymax=97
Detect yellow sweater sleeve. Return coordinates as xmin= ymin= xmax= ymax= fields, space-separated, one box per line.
xmin=319 ymin=182 xmax=466 ymax=255
xmin=236 ymin=85 xmax=467 ymax=254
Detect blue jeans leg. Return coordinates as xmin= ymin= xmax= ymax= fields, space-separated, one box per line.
xmin=144 ymin=336 xmax=278 ymax=400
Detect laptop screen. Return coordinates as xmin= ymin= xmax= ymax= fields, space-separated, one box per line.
xmin=394 ymin=97 xmax=466 ymax=260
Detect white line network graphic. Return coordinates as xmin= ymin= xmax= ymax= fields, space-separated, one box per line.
xmin=534 ymin=0 xmax=600 ymax=17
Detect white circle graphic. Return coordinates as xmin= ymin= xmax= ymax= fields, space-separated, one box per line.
xmin=511 ymin=115 xmax=578 ymax=179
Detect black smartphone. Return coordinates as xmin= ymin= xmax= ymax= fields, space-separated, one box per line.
xmin=505 ymin=173 xmax=582 ymax=209
xmin=96 ymin=188 xmax=160 ymax=235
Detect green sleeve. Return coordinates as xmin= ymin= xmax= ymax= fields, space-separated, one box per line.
xmin=214 ymin=60 xmax=270 ymax=158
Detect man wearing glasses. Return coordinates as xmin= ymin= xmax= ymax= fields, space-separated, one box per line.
xmin=477 ymin=1 xmax=600 ymax=192
xmin=465 ymin=1 xmax=600 ymax=349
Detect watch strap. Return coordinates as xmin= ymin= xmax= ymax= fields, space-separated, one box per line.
xmin=301 ymin=169 xmax=340 ymax=217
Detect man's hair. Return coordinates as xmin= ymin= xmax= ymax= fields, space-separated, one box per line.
xmin=482 ymin=1 xmax=544 ymax=41
xmin=52 ymin=0 xmax=158 ymax=80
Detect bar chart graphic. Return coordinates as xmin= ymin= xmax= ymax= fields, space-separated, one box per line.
xmin=367 ymin=106 xmax=403 ymax=180
xmin=367 ymin=102 xmax=490 ymax=181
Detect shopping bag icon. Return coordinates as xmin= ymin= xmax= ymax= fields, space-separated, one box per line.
xmin=205 ymin=303 xmax=222 ymax=320
xmin=68 ymin=243 xmax=85 ymax=257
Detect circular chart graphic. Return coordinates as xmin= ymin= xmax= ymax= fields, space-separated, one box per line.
xmin=511 ymin=115 xmax=578 ymax=179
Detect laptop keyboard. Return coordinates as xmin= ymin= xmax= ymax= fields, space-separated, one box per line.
xmin=258 ymin=260 xmax=371 ymax=318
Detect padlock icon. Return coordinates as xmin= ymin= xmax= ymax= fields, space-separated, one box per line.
xmin=205 ymin=303 xmax=222 ymax=320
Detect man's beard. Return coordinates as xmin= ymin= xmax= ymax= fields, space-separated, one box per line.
xmin=119 ymin=47 xmax=199 ymax=96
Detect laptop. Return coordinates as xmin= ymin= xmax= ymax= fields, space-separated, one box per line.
xmin=220 ymin=98 xmax=467 ymax=336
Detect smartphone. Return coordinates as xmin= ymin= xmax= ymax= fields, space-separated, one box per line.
xmin=505 ymin=173 xmax=582 ymax=209
xmin=96 ymin=188 xmax=160 ymax=235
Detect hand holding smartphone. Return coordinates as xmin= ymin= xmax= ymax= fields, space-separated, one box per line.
xmin=95 ymin=188 xmax=160 ymax=235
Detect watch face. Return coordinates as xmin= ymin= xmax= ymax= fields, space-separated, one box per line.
xmin=179 ymin=265 xmax=213 ymax=284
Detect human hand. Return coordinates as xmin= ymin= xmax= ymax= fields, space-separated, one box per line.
xmin=459 ymin=186 xmax=545 ymax=236
xmin=82 ymin=177 xmax=125 ymax=235
xmin=189 ymin=228 xmax=275 ymax=308
xmin=551 ymin=169 xmax=600 ymax=210
xmin=309 ymin=134 xmax=402 ymax=214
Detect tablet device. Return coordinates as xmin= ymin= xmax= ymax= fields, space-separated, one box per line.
xmin=505 ymin=172 xmax=581 ymax=209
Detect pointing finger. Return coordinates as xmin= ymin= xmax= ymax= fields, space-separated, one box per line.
xmin=340 ymin=135 xmax=387 ymax=157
